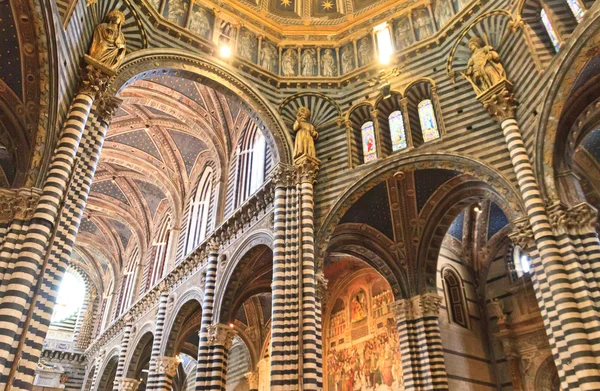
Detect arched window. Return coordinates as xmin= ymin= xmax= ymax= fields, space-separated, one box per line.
xmin=234 ymin=124 xmax=267 ymax=208
xmin=150 ymin=216 xmax=172 ymax=287
xmin=418 ymin=99 xmax=440 ymax=142
xmin=566 ymin=0 xmax=585 ymax=23
xmin=388 ymin=110 xmax=407 ymax=151
xmin=186 ymin=168 xmax=213 ymax=253
xmin=442 ymin=268 xmax=469 ymax=329
xmin=361 ymin=121 xmax=377 ymax=163
xmin=512 ymin=246 xmax=532 ymax=278
xmin=540 ymin=9 xmax=561 ymax=52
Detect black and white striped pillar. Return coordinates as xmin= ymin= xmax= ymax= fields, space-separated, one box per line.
xmin=205 ymin=324 xmax=236 ymax=390
xmin=113 ymin=320 xmax=135 ymax=391
xmin=147 ymin=284 xmax=170 ymax=391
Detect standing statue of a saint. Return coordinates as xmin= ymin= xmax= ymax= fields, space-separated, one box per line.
xmin=292 ymin=107 xmax=318 ymax=159
xmin=463 ymin=37 xmax=507 ymax=94
xmin=88 ymin=10 xmax=127 ymax=69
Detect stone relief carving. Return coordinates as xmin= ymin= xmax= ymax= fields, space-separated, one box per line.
xmin=188 ymin=8 xmax=211 ymax=39
xmin=414 ymin=8 xmax=434 ymax=39
xmin=395 ymin=16 xmax=413 ymax=49
xmin=435 ymin=0 xmax=454 ymax=27
xmin=321 ymin=49 xmax=336 ymax=77
xmin=260 ymin=42 xmax=277 ymax=72
xmin=301 ymin=49 xmax=317 ymax=76
xmin=240 ymin=32 xmax=257 ymax=61
xmin=88 ymin=10 xmax=127 ymax=70
xmin=341 ymin=45 xmax=354 ymax=74
xmin=358 ymin=37 xmax=373 ymax=66
xmin=282 ymin=49 xmax=298 ymax=76
xmin=167 ymin=0 xmax=189 ymax=26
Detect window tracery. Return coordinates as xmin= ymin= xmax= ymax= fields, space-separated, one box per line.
xmin=186 ymin=168 xmax=214 ymax=254
xmin=234 ymin=124 xmax=267 ymax=208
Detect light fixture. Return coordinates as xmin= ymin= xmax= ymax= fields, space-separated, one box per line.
xmin=219 ymin=44 xmax=232 ymax=58
xmin=229 ymin=322 xmax=234 ymax=328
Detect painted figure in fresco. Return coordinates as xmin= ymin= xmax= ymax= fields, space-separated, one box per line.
xmin=414 ymin=8 xmax=434 ymax=39
xmin=341 ymin=45 xmax=354 ymax=74
xmin=358 ymin=37 xmax=373 ymax=66
xmin=292 ymin=107 xmax=318 ymax=159
xmin=167 ymin=0 xmax=188 ymax=25
xmin=301 ymin=49 xmax=317 ymax=77
xmin=188 ymin=8 xmax=211 ymax=38
xmin=351 ymin=292 xmax=366 ymax=322
xmin=240 ymin=32 xmax=256 ymax=61
xmin=463 ymin=37 xmax=507 ymax=94
xmin=260 ymin=43 xmax=277 ymax=72
xmin=282 ymin=49 xmax=298 ymax=76
xmin=321 ymin=49 xmax=336 ymax=77
xmin=394 ymin=17 xmax=413 ymax=49
xmin=88 ymin=10 xmax=126 ymax=69
xmin=435 ymin=0 xmax=454 ymax=28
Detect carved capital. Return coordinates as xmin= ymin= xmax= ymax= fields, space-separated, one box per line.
xmin=294 ymin=155 xmax=320 ymax=184
xmin=245 ymin=371 xmax=259 ymax=388
xmin=416 ymin=293 xmax=442 ymax=317
xmin=119 ymin=378 xmax=140 ymax=391
xmin=96 ymin=93 xmax=123 ymax=124
xmin=390 ymin=299 xmax=409 ymax=321
xmin=207 ymin=324 xmax=237 ymax=350
xmin=269 ymin=163 xmax=296 ymax=188
xmin=79 ymin=56 xmax=115 ymax=97
xmin=315 ymin=271 xmax=328 ymax=302
xmin=508 ymin=216 xmax=535 ymax=251
xmin=477 ymin=80 xmax=518 ymax=123
xmin=156 ymin=356 xmax=181 ymax=377
xmin=548 ymin=201 xmax=598 ymax=232
xmin=207 ymin=237 xmax=221 ymax=254
xmin=0 ymin=188 xmax=41 ymax=223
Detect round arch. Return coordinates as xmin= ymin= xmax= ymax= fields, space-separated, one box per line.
xmin=160 ymin=290 xmax=204 ymax=356
xmin=95 ymin=350 xmax=120 ymax=391
xmin=109 ymin=49 xmax=293 ymax=166
xmin=124 ymin=328 xmax=155 ymax=379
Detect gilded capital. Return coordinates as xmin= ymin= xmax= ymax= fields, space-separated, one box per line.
xmin=207 ymin=324 xmax=237 ymax=350
xmin=480 ymin=81 xmax=518 ymax=123
xmin=156 ymin=356 xmax=181 ymax=377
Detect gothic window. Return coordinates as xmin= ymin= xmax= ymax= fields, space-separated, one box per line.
xmin=361 ymin=121 xmax=377 ymax=163
xmin=389 ymin=110 xmax=407 ymax=151
xmin=150 ymin=216 xmax=172 ymax=287
xmin=101 ymin=279 xmax=113 ymax=329
xmin=442 ymin=268 xmax=469 ymax=329
xmin=235 ymin=124 xmax=266 ymax=207
xmin=512 ymin=246 xmax=532 ymax=278
xmin=541 ymin=9 xmax=561 ymax=52
xmin=566 ymin=0 xmax=585 ymax=23
xmin=418 ymin=99 xmax=440 ymax=142
xmin=186 ymin=168 xmax=213 ymax=254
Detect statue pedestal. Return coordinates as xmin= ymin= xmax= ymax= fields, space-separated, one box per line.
xmin=294 ymin=155 xmax=321 ymax=181
xmin=83 ymin=54 xmax=117 ymax=77
xmin=476 ymin=79 xmax=517 ymax=123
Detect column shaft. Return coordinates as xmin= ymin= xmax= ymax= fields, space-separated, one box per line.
xmin=195 ymin=249 xmax=218 ymax=389
xmin=147 ymin=288 xmax=170 ymax=391
xmin=114 ymin=322 xmax=134 ymax=391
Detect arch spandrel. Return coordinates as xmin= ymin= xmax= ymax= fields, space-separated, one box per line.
xmin=109 ymin=49 xmax=293 ymax=166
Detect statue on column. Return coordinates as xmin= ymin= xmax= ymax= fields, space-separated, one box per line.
xmin=463 ymin=36 xmax=507 ymax=94
xmin=292 ymin=107 xmax=318 ymax=160
xmin=88 ymin=10 xmax=127 ymax=70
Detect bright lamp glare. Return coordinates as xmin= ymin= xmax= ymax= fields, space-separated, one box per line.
xmin=376 ymin=26 xmax=393 ymax=65
xmin=220 ymin=45 xmax=232 ymax=58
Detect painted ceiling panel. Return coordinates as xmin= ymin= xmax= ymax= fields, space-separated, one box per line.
xmin=91 ymin=180 xmax=131 ymax=205
xmin=414 ymin=169 xmax=460 ymax=212
xmin=147 ymin=75 xmax=207 ymax=110
xmin=448 ymin=210 xmax=464 ymax=240
xmin=108 ymin=129 xmax=163 ymax=160
xmin=581 ymin=128 xmax=600 ymax=163
xmin=80 ymin=217 xmax=100 ymax=235
xmin=0 ymin=148 xmax=15 ymax=186
xmin=487 ymin=202 xmax=509 ymax=240
xmin=110 ymin=219 xmax=133 ymax=250
xmin=258 ymin=293 xmax=272 ymax=323
xmin=339 ymin=181 xmax=394 ymax=240
xmin=167 ymin=129 xmax=207 ymax=174
xmin=133 ymin=179 xmax=166 ymax=217
xmin=0 ymin=1 xmax=22 ymax=98
xmin=114 ymin=108 xmax=130 ymax=119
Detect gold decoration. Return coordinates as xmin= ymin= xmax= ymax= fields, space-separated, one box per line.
xmin=292 ymin=107 xmax=318 ymax=160
xmin=463 ymin=36 xmax=507 ymax=95
xmin=88 ymin=10 xmax=127 ymax=70
xmin=321 ymin=0 xmax=334 ymax=10
xmin=280 ymin=0 xmax=292 ymax=7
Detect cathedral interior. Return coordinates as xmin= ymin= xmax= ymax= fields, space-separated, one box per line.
xmin=1 ymin=0 xmax=600 ymax=389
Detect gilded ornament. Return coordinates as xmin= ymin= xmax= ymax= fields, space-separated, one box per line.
xmin=292 ymin=107 xmax=318 ymax=160
xmin=88 ymin=10 xmax=127 ymax=70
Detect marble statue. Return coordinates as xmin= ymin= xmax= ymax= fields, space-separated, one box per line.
xmin=292 ymin=107 xmax=318 ymax=159
xmin=414 ymin=9 xmax=434 ymax=39
xmin=88 ymin=10 xmax=126 ymax=69
xmin=435 ymin=0 xmax=454 ymax=28
xmin=358 ymin=37 xmax=373 ymax=66
xmin=188 ymin=8 xmax=211 ymax=38
xmin=260 ymin=43 xmax=277 ymax=72
xmin=167 ymin=0 xmax=188 ymax=25
xmin=321 ymin=49 xmax=336 ymax=77
xmin=282 ymin=49 xmax=298 ymax=76
xmin=394 ymin=17 xmax=413 ymax=49
xmin=341 ymin=46 xmax=354 ymax=74
xmin=301 ymin=49 xmax=316 ymax=77
xmin=240 ymin=32 xmax=256 ymax=61
xmin=463 ymin=37 xmax=507 ymax=94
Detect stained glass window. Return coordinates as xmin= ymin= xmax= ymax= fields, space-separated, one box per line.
xmin=567 ymin=0 xmax=585 ymax=23
xmin=389 ymin=110 xmax=407 ymax=151
xmin=361 ymin=121 xmax=377 ymax=163
xmin=418 ymin=99 xmax=440 ymax=142
xmin=541 ymin=9 xmax=560 ymax=52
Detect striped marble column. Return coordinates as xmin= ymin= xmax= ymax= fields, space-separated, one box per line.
xmin=0 ymin=64 xmax=115 ymax=388
xmin=154 ymin=356 xmax=181 ymax=391
xmin=205 ymin=324 xmax=236 ymax=390
xmin=481 ymin=80 xmax=600 ymax=390
xmin=147 ymin=283 xmax=170 ymax=391
xmin=268 ymin=164 xmax=300 ymax=390
xmin=295 ymin=156 xmax=321 ymax=390
xmin=113 ymin=320 xmax=134 ymax=391
xmin=391 ymin=293 xmax=448 ymax=391
xmin=195 ymin=243 xmax=219 ymax=389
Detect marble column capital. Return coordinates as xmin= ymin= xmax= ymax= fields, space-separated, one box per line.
xmin=477 ymin=80 xmax=517 ymax=123
xmin=79 ymin=55 xmax=116 ymax=97
xmin=207 ymin=324 xmax=237 ymax=350
xmin=96 ymin=94 xmax=123 ymax=125
xmin=294 ymin=155 xmax=320 ymax=184
xmin=391 ymin=293 xmax=442 ymax=321
xmin=118 ymin=378 xmax=140 ymax=391
xmin=0 ymin=188 xmax=41 ymax=223
xmin=547 ymin=200 xmax=597 ymax=233
xmin=156 ymin=356 xmax=181 ymax=378
xmin=269 ymin=163 xmax=296 ymax=188
xmin=508 ymin=216 xmax=535 ymax=251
